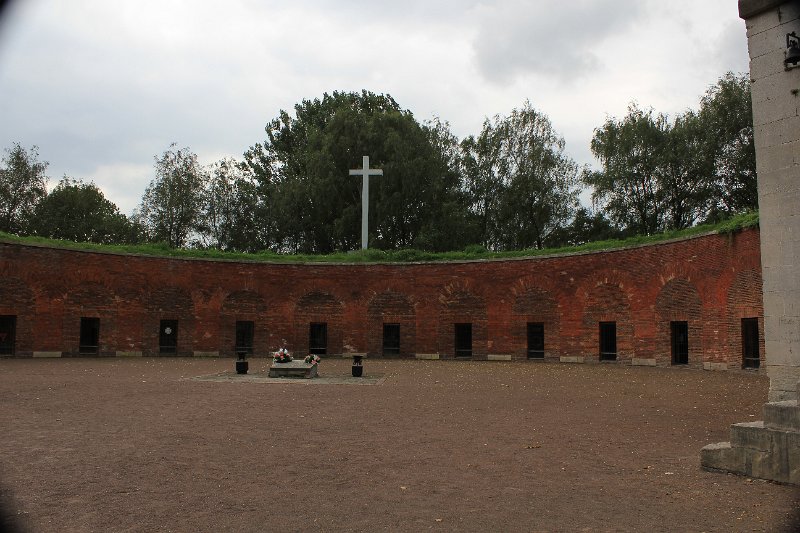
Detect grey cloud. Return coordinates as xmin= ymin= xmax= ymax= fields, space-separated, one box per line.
xmin=714 ymin=20 xmax=749 ymax=75
xmin=0 ymin=0 xmax=750 ymax=216
xmin=471 ymin=0 xmax=651 ymax=83
xmin=301 ymin=0 xmax=482 ymax=24
xmin=0 ymin=0 xmax=275 ymax=206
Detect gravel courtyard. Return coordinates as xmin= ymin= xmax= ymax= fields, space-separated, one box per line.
xmin=0 ymin=357 xmax=797 ymax=532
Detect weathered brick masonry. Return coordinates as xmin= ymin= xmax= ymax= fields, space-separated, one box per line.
xmin=0 ymin=228 xmax=764 ymax=367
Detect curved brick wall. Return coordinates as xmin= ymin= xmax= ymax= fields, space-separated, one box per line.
xmin=0 ymin=228 xmax=764 ymax=368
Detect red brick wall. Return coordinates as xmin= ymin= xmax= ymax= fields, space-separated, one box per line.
xmin=0 ymin=228 xmax=764 ymax=368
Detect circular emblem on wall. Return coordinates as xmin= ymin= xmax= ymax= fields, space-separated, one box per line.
xmin=164 ymin=327 xmax=172 ymax=335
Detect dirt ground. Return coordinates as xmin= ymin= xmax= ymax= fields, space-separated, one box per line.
xmin=0 ymin=357 xmax=798 ymax=533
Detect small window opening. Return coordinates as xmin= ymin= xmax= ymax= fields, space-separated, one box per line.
xmin=527 ymin=322 xmax=545 ymax=359
xmin=0 ymin=316 xmax=17 ymax=355
xmin=235 ymin=321 xmax=254 ymax=356
xmin=79 ymin=317 xmax=100 ymax=355
xmin=454 ymin=323 xmax=472 ymax=358
xmin=383 ymin=323 xmax=400 ymax=355
xmin=671 ymin=321 xmax=689 ymax=365
xmin=160 ymin=320 xmax=178 ymax=355
xmin=599 ymin=321 xmax=617 ymax=361
xmin=309 ymin=323 xmax=328 ymax=355
xmin=742 ymin=318 xmax=760 ymax=369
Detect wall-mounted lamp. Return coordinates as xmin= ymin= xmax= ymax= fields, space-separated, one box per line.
xmin=786 ymin=32 xmax=800 ymax=69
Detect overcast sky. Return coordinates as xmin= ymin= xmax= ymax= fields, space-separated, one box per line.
xmin=0 ymin=0 xmax=749 ymax=215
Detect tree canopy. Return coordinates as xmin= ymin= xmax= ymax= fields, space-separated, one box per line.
xmin=31 ymin=177 xmax=141 ymax=244
xmin=586 ymin=72 xmax=756 ymax=236
xmin=699 ymin=72 xmax=757 ymax=218
xmin=0 ymin=72 xmax=757 ymax=254
xmin=462 ymin=101 xmax=580 ymax=250
xmin=243 ymin=90 xmax=472 ymax=253
xmin=0 ymin=143 xmax=48 ymax=234
xmin=195 ymin=158 xmax=261 ymax=252
xmin=136 ymin=144 xmax=206 ymax=248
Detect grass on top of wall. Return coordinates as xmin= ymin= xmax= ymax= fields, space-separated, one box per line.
xmin=0 ymin=211 xmax=759 ymax=264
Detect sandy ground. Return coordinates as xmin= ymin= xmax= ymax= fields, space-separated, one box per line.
xmin=0 ymin=357 xmax=798 ymax=532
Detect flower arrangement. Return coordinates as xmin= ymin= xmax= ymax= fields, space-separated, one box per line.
xmin=273 ymin=348 xmax=293 ymax=363
xmin=304 ymin=354 xmax=321 ymax=366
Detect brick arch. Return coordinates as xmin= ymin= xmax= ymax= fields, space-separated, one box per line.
xmin=0 ymin=277 xmax=35 ymax=356
xmin=144 ymin=286 xmax=195 ymax=355
xmin=62 ymin=282 xmax=117 ymax=356
xmin=655 ymin=278 xmax=703 ymax=365
xmin=293 ymin=290 xmax=344 ymax=356
xmin=219 ymin=290 xmax=268 ymax=356
xmin=0 ymin=276 xmax=35 ymax=308
xmin=438 ymin=282 xmax=487 ymax=359
xmin=222 ymin=290 xmax=267 ymax=313
xmin=510 ymin=271 xmax=563 ymax=297
xmin=64 ymin=282 xmax=116 ymax=309
xmin=573 ymin=268 xmax=636 ymax=303
xmin=366 ymin=290 xmax=416 ymax=357
xmin=655 ymin=277 xmax=702 ymax=319
xmin=511 ymin=282 xmax=560 ymax=360
xmin=582 ymin=282 xmax=632 ymax=361
xmin=112 ymin=283 xmax=147 ymax=355
xmin=727 ymin=269 xmax=764 ymax=368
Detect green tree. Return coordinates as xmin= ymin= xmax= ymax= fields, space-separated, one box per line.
xmin=657 ymin=110 xmax=716 ymax=230
xmin=137 ymin=144 xmax=206 ymax=248
xmin=587 ymin=104 xmax=666 ymax=235
xmin=31 ymin=177 xmax=141 ymax=244
xmin=244 ymin=91 xmax=470 ymax=253
xmin=462 ymin=101 xmax=580 ymax=250
xmin=0 ymin=142 xmax=48 ymax=234
xmin=545 ymin=207 xmax=624 ymax=247
xmin=196 ymin=158 xmax=261 ymax=252
xmin=460 ymin=121 xmax=504 ymax=248
xmin=587 ymin=73 xmax=756 ymax=235
xmin=412 ymin=118 xmax=479 ymax=251
xmin=698 ymin=72 xmax=757 ymax=218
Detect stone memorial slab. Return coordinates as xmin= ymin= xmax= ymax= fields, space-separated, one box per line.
xmin=269 ymin=360 xmax=319 ymax=379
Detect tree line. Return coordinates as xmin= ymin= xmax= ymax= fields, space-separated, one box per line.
xmin=0 ymin=72 xmax=756 ymax=253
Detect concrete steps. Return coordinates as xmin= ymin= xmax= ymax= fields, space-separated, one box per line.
xmin=764 ymin=400 xmax=800 ymax=432
xmin=701 ymin=382 xmax=800 ymax=485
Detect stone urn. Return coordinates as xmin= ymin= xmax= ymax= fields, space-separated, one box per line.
xmin=352 ymin=354 xmax=364 ymax=377
xmin=235 ymin=352 xmax=248 ymax=375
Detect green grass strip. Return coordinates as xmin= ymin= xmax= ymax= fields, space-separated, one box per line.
xmin=0 ymin=211 xmax=759 ymax=263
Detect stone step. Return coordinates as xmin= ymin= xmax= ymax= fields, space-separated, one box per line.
xmin=730 ymin=421 xmax=770 ymax=451
xmin=763 ymin=400 xmax=800 ymax=432
xmin=700 ymin=441 xmax=741 ymax=473
xmin=702 ymin=422 xmax=800 ymax=484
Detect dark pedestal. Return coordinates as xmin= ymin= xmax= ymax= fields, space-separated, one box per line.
xmin=352 ymin=354 xmax=364 ymax=377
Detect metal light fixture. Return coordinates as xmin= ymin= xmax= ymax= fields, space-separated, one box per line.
xmin=786 ymin=32 xmax=800 ymax=69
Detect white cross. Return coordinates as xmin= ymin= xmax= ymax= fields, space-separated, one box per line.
xmin=349 ymin=155 xmax=383 ymax=250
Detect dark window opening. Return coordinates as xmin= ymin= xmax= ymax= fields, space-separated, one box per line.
xmin=160 ymin=320 xmax=178 ymax=355
xmin=309 ymin=323 xmax=327 ymax=355
xmin=0 ymin=315 xmax=17 ymax=355
xmin=235 ymin=321 xmax=254 ymax=356
xmin=742 ymin=318 xmax=760 ymax=369
xmin=671 ymin=321 xmax=689 ymax=365
xmin=527 ymin=322 xmax=545 ymax=359
xmin=599 ymin=321 xmax=617 ymax=361
xmin=79 ymin=317 xmax=100 ymax=355
xmin=383 ymin=323 xmax=400 ymax=355
xmin=454 ymin=323 xmax=472 ymax=358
